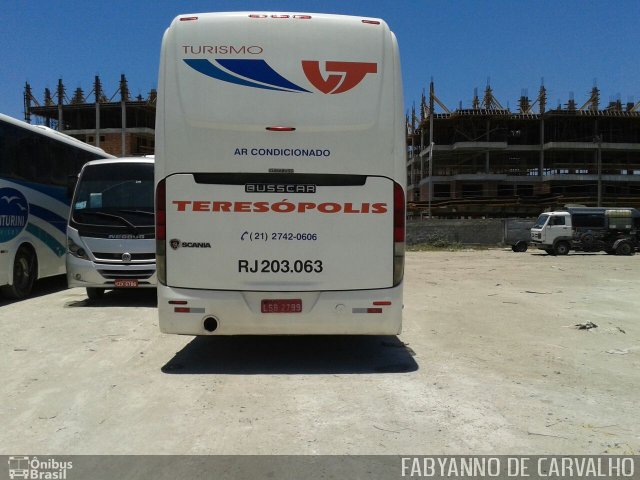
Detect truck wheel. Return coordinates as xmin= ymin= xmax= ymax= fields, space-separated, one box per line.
xmin=86 ymin=288 xmax=105 ymax=301
xmin=615 ymin=242 xmax=633 ymax=256
xmin=554 ymin=241 xmax=570 ymax=256
xmin=1 ymin=246 xmax=37 ymax=299
xmin=581 ymin=233 xmax=594 ymax=245
xmin=511 ymin=241 xmax=528 ymax=252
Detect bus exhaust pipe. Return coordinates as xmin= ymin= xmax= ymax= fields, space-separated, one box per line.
xmin=203 ymin=316 xmax=218 ymax=332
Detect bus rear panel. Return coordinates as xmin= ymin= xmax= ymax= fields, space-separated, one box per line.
xmin=155 ymin=12 xmax=405 ymax=334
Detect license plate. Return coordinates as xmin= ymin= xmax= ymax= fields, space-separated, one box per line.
xmin=261 ymin=299 xmax=302 ymax=313
xmin=114 ymin=279 xmax=139 ymax=288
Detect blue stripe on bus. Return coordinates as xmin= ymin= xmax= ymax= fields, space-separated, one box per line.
xmin=28 ymin=204 xmax=67 ymax=234
xmin=4 ymin=178 xmax=69 ymax=204
xmin=25 ymin=223 xmax=66 ymax=257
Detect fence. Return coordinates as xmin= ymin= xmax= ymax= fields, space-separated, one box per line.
xmin=406 ymin=218 xmax=535 ymax=246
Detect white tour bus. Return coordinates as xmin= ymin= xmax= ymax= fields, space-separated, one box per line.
xmin=0 ymin=113 xmax=114 ymax=299
xmin=67 ymin=157 xmax=156 ymax=300
xmin=155 ymin=12 xmax=405 ymax=335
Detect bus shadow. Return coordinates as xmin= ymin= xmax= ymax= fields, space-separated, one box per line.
xmin=65 ymin=288 xmax=157 ymax=308
xmin=161 ymin=335 xmax=418 ymax=375
xmin=0 ymin=275 xmax=68 ymax=307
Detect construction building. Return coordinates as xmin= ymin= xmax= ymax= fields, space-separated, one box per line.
xmin=21 ymin=76 xmax=640 ymax=217
xmin=24 ymin=75 xmax=156 ymax=157
xmin=407 ymin=81 xmax=640 ymax=217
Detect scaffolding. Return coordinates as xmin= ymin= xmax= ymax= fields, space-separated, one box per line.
xmin=407 ymin=81 xmax=640 ymax=218
xmin=24 ymin=75 xmax=156 ymax=157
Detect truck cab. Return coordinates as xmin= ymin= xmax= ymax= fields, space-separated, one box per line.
xmin=530 ymin=211 xmax=573 ymax=255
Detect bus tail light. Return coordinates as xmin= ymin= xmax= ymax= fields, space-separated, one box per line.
xmin=155 ymin=179 xmax=166 ymax=285
xmin=393 ymin=181 xmax=405 ymax=286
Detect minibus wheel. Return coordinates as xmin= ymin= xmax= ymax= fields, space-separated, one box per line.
xmin=86 ymin=288 xmax=105 ymax=301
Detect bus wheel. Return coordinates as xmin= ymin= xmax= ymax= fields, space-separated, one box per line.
xmin=1 ymin=246 xmax=37 ymax=299
xmin=554 ymin=241 xmax=570 ymax=256
xmin=86 ymin=288 xmax=105 ymax=301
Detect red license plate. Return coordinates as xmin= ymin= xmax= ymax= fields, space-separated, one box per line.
xmin=114 ymin=279 xmax=139 ymax=288
xmin=261 ymin=299 xmax=302 ymax=313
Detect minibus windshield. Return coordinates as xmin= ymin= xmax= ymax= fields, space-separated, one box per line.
xmin=72 ymin=163 xmax=154 ymax=227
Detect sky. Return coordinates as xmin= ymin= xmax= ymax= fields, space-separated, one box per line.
xmin=1 ymin=0 xmax=639 ymax=122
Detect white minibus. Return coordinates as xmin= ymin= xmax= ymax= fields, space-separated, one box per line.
xmin=67 ymin=158 xmax=156 ymax=300
xmin=155 ymin=12 xmax=405 ymax=334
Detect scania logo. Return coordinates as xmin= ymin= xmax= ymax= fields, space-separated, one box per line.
xmin=170 ymin=238 xmax=212 ymax=249
xmin=183 ymin=58 xmax=377 ymax=94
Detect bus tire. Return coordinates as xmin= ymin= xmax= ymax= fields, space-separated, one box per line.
xmin=554 ymin=241 xmax=570 ymax=256
xmin=1 ymin=246 xmax=37 ymax=299
xmin=87 ymin=287 xmax=105 ymax=301
xmin=615 ymin=241 xmax=633 ymax=256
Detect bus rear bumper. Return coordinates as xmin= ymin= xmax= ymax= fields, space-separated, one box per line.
xmin=157 ymin=284 xmax=403 ymax=335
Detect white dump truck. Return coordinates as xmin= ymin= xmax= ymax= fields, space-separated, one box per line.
xmin=530 ymin=207 xmax=640 ymax=255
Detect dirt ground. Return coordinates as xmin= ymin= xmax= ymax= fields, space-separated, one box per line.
xmin=0 ymin=249 xmax=638 ymax=455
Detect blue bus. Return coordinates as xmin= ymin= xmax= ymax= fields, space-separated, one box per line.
xmin=0 ymin=113 xmax=114 ymax=298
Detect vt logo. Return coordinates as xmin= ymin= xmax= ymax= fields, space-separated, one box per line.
xmin=183 ymin=59 xmax=377 ymax=94
xmin=302 ymin=61 xmax=377 ymax=94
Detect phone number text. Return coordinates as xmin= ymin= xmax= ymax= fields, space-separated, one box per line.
xmin=241 ymin=232 xmax=318 ymax=242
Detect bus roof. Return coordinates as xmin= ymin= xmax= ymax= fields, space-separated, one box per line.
xmin=83 ymin=157 xmax=154 ymax=168
xmin=0 ymin=112 xmax=115 ymax=158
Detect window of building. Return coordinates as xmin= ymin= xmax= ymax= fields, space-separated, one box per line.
xmin=433 ymin=184 xmax=451 ymax=198
xmin=461 ymin=184 xmax=483 ymax=198
xmin=516 ymin=185 xmax=533 ymax=196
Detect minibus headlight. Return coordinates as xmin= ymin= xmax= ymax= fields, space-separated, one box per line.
xmin=68 ymin=238 xmax=89 ymax=260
